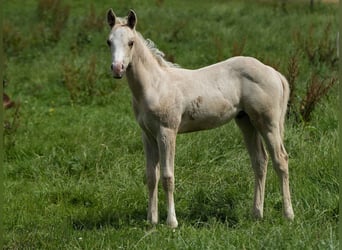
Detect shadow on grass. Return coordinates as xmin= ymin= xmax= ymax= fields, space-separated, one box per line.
xmin=70 ymin=207 xmax=147 ymax=230
xmin=184 ymin=187 xmax=240 ymax=228
xmin=69 ymin=187 xmax=242 ymax=230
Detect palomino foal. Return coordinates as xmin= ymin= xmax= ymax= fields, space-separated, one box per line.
xmin=106 ymin=9 xmax=294 ymax=228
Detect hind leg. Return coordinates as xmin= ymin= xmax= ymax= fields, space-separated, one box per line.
xmin=261 ymin=125 xmax=294 ymax=220
xmin=235 ymin=115 xmax=268 ymax=219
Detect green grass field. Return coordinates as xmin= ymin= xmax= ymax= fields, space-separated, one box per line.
xmin=3 ymin=0 xmax=338 ymax=249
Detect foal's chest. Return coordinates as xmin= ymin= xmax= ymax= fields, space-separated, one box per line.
xmin=133 ymin=99 xmax=182 ymax=133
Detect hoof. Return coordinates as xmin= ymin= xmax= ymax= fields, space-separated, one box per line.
xmin=167 ymin=218 xmax=178 ymax=229
xmin=284 ymin=209 xmax=294 ymax=221
xmin=252 ymin=209 xmax=263 ymax=220
xmin=147 ymin=214 xmax=158 ymax=226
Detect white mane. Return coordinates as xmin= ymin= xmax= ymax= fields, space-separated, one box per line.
xmin=138 ymin=33 xmax=179 ymax=68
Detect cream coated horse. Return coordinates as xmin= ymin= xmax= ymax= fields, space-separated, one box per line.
xmin=106 ymin=9 xmax=294 ymax=228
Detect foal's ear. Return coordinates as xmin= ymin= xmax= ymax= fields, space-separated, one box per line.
xmin=107 ymin=8 xmax=116 ymax=28
xmin=127 ymin=9 xmax=137 ymax=29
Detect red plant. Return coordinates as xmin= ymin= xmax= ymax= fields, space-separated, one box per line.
xmin=300 ymin=75 xmax=337 ymax=122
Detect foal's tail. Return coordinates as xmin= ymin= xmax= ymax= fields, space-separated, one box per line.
xmin=278 ymin=72 xmax=290 ymax=139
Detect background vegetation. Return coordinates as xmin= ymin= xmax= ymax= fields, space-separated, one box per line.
xmin=3 ymin=0 xmax=338 ymax=249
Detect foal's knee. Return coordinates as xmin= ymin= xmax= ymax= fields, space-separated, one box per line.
xmin=146 ymin=168 xmax=159 ymax=187
xmin=146 ymin=176 xmax=157 ymax=190
xmin=162 ymin=175 xmax=174 ymax=192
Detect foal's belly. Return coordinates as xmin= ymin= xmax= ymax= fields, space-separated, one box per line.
xmin=178 ymin=96 xmax=238 ymax=133
xmin=178 ymin=116 xmax=235 ymax=133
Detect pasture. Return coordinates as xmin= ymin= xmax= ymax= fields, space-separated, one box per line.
xmin=3 ymin=0 xmax=338 ymax=249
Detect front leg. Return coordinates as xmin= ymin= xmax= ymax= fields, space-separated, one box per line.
xmin=142 ymin=132 xmax=160 ymax=226
xmin=157 ymin=127 xmax=178 ymax=228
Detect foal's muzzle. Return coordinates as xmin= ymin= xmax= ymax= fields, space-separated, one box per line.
xmin=111 ymin=62 xmax=125 ymax=79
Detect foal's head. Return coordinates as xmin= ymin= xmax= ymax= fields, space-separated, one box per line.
xmin=107 ymin=9 xmax=137 ymax=78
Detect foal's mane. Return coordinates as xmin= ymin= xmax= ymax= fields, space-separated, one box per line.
xmin=136 ymin=32 xmax=179 ymax=68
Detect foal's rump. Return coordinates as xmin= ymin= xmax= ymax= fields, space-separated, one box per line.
xmin=227 ymin=56 xmax=289 ymax=124
xmin=227 ymin=56 xmax=285 ymax=100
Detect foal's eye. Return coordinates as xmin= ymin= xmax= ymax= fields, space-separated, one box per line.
xmin=128 ymin=40 xmax=134 ymax=48
xmin=107 ymin=39 xmax=111 ymax=47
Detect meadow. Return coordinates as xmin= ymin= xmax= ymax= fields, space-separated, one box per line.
xmin=2 ymin=0 xmax=338 ymax=249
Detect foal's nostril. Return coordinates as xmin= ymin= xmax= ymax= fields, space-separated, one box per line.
xmin=111 ymin=64 xmax=114 ymax=70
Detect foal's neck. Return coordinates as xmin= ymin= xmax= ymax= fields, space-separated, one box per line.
xmin=126 ymin=33 xmax=165 ymax=102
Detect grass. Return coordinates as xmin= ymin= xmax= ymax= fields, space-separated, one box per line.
xmin=3 ymin=0 xmax=338 ymax=249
